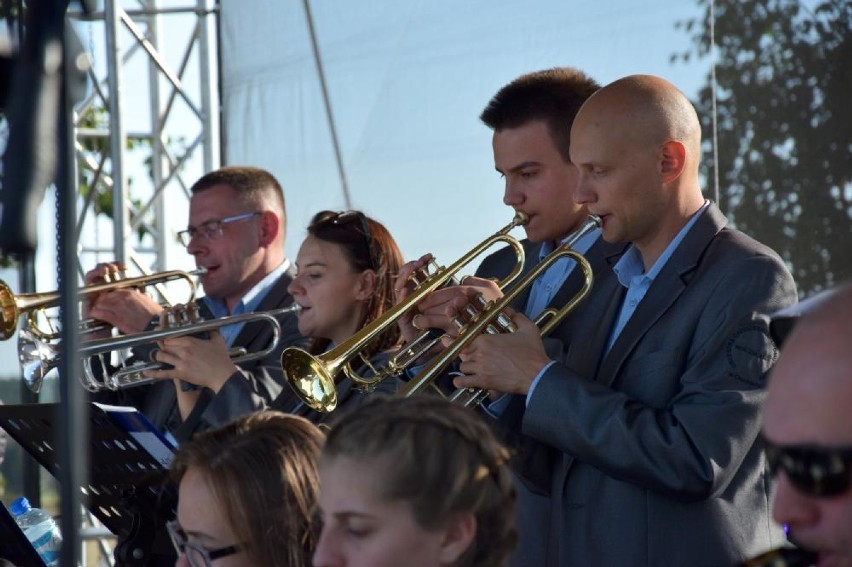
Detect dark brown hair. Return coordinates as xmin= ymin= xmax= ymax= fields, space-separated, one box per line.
xmin=190 ymin=165 xmax=286 ymax=221
xmin=322 ymin=395 xmax=517 ymax=567
xmin=479 ymin=67 xmax=600 ymax=162
xmin=170 ymin=411 xmax=324 ymax=567
xmin=306 ymin=210 xmax=404 ymax=358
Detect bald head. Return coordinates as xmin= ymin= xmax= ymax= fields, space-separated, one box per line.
xmin=764 ymin=282 xmax=852 ymax=445
xmin=574 ymin=75 xmax=702 ymax=175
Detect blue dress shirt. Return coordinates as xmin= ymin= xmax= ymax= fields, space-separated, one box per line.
xmin=202 ymin=260 xmax=291 ymax=346
xmin=527 ymin=201 xmax=710 ymax=404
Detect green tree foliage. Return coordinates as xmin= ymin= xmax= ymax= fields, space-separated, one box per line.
xmin=676 ymin=0 xmax=852 ymax=294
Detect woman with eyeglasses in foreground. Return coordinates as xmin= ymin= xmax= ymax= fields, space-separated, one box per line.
xmin=273 ymin=210 xmax=405 ymax=418
xmin=168 ymin=410 xmax=323 ymax=567
xmin=313 ymin=395 xmax=517 ymax=567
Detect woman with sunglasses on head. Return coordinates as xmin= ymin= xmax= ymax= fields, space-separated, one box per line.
xmin=272 ymin=210 xmax=405 ymax=418
xmin=168 ymin=410 xmax=323 ymax=567
xmin=313 ymin=394 xmax=517 ymax=567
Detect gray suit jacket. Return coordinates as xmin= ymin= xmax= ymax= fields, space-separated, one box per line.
xmin=99 ymin=266 xmax=306 ymax=443
xmin=476 ymin=233 xmax=627 ymax=567
xmin=520 ymin=204 xmax=797 ymax=566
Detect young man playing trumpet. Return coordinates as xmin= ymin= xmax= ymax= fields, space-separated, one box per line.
xmin=84 ymin=166 xmax=305 ymax=443
xmin=396 ymin=67 xmax=626 ymax=566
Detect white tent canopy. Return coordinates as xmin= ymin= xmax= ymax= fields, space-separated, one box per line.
xmin=220 ymin=0 xmax=709 ymax=267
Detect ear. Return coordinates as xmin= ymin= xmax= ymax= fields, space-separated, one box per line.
xmin=354 ymin=269 xmax=377 ymax=301
xmin=257 ymin=211 xmax=280 ymax=247
xmin=437 ymin=513 xmax=477 ymax=565
xmin=659 ymin=140 xmax=686 ymax=185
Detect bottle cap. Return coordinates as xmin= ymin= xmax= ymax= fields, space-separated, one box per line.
xmin=9 ymin=496 xmax=32 ymax=516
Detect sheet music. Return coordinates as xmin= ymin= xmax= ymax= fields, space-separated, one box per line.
xmin=93 ymin=402 xmax=177 ymax=467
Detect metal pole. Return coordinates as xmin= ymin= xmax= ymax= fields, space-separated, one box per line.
xmin=104 ymin=0 xmax=130 ymax=265
xmin=59 ymin=8 xmax=88 ymax=567
xmin=17 ymin=255 xmax=41 ymax=508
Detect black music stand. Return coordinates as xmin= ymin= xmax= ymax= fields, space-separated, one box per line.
xmin=0 ymin=403 xmax=178 ymax=566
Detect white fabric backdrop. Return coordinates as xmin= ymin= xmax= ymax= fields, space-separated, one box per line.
xmin=220 ymin=0 xmax=708 ymax=268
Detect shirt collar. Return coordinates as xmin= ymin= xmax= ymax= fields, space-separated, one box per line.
xmin=538 ymin=225 xmax=602 ymax=261
xmin=613 ymin=200 xmax=710 ymax=287
xmin=204 ymin=259 xmax=290 ymax=316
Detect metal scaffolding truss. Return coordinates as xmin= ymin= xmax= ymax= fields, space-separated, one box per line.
xmin=67 ymin=0 xmax=220 ymax=282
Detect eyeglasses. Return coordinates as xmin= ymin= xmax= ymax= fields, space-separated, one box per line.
xmin=763 ymin=436 xmax=852 ymax=497
xmin=177 ymin=212 xmax=262 ymax=247
xmin=312 ymin=210 xmax=377 ymax=269
xmin=166 ymin=520 xmax=243 ymax=567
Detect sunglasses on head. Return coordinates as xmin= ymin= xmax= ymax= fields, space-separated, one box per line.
xmin=313 ymin=210 xmax=377 ymax=269
xmin=762 ymin=435 xmax=852 ymax=497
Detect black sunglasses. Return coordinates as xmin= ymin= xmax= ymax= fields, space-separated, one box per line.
xmin=312 ymin=210 xmax=377 ymax=270
xmin=763 ymin=435 xmax=852 ymax=497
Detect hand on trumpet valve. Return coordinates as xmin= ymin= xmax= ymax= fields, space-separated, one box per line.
xmin=146 ymin=327 xmax=238 ymax=393
xmin=394 ymin=253 xmax=434 ymax=343
xmin=83 ymin=262 xmax=163 ymax=335
xmin=413 ymin=278 xmax=502 ymax=339
xmin=454 ymin=312 xmax=548 ymax=396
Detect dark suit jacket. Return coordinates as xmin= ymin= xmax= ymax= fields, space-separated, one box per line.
xmin=519 ymin=204 xmax=797 ymax=566
xmin=97 ymin=266 xmax=306 ymax=444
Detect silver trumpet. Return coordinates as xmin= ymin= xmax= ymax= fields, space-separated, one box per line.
xmin=19 ymin=303 xmax=301 ymax=393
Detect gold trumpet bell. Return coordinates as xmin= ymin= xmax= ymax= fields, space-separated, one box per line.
xmin=281 ymin=348 xmax=340 ymax=413
xmin=1 ymin=280 xmax=22 ymax=340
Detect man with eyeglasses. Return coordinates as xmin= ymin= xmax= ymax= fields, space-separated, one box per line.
xmin=761 ymin=281 xmax=852 ymax=567
xmin=84 ymin=166 xmax=306 ymax=443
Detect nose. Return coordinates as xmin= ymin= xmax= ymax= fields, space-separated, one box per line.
xmin=287 ymin=274 xmax=305 ymax=297
xmin=312 ymin=528 xmax=341 ymax=567
xmin=771 ymin=473 xmax=820 ymax=530
xmin=573 ymin=171 xmax=596 ymax=206
xmin=185 ymin=234 xmax=205 ymax=256
xmin=503 ymin=178 xmax=524 ymax=207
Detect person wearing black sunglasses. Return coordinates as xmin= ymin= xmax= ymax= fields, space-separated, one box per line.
xmin=761 ymin=281 xmax=852 ymax=567
xmin=83 ymin=166 xmax=306 ymax=443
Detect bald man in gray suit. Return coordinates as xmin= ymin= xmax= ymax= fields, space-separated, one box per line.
xmin=451 ymin=75 xmax=798 ymax=566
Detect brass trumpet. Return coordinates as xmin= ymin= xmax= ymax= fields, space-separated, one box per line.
xmin=20 ymin=303 xmax=301 ymax=393
xmin=282 ymin=213 xmax=529 ymax=412
xmin=399 ymin=215 xmax=600 ymax=405
xmin=0 ymin=267 xmax=207 ymax=341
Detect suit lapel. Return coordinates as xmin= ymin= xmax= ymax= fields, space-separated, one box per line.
xmin=233 ymin=268 xmax=297 ymax=352
xmin=596 ymin=204 xmax=728 ymax=387
xmin=505 ymin=240 xmax=540 ymax=312
xmin=570 ymin=251 xmax=626 ymax=378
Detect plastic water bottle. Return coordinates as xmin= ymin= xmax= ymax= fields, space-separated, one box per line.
xmin=9 ymin=496 xmax=62 ymax=567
